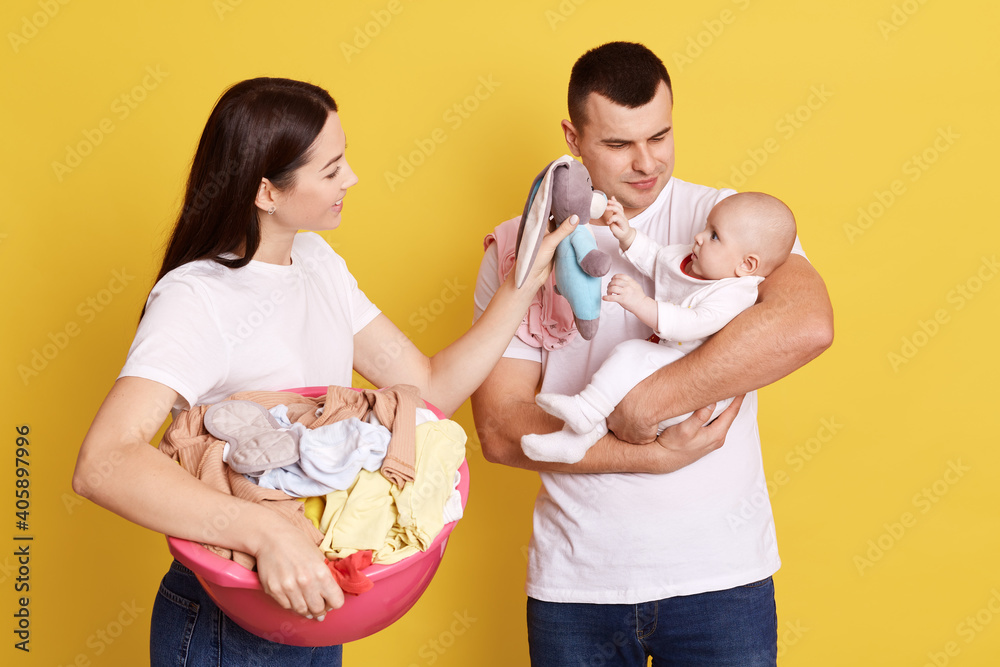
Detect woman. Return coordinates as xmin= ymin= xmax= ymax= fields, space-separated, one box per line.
xmin=73 ymin=77 xmax=576 ymax=666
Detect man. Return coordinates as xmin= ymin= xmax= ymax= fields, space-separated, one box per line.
xmin=471 ymin=42 xmax=833 ymax=665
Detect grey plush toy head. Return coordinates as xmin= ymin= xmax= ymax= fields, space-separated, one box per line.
xmin=514 ymin=156 xmax=608 ymax=288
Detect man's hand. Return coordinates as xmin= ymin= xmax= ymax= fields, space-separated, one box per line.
xmin=607 ymin=380 xmax=660 ymax=444
xmin=609 ymin=385 xmax=744 ymax=449
xmin=650 ymin=395 xmax=745 ymax=469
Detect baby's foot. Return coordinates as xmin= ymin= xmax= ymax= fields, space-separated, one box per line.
xmin=521 ymin=424 xmax=607 ymax=463
xmin=536 ymin=393 xmax=605 ymax=434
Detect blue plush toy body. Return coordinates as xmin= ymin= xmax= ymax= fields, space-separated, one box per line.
xmin=552 ymin=224 xmax=605 ymax=339
xmin=514 ymin=155 xmax=610 ymax=340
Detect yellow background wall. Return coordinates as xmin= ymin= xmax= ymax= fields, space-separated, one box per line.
xmin=3 ymin=1 xmax=998 ymax=665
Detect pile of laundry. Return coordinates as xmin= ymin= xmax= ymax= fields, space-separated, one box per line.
xmin=158 ymin=385 xmax=467 ymax=594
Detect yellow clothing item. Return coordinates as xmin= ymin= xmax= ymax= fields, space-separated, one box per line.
xmin=302 ymin=496 xmax=324 ymax=530
xmin=318 ymin=419 xmax=466 ymax=565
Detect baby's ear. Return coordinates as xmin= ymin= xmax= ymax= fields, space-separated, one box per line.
xmin=735 ymin=253 xmax=760 ymax=277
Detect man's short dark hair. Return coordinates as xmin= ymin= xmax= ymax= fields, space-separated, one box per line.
xmin=568 ymin=41 xmax=672 ymax=130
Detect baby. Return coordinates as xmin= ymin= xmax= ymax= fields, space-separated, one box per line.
xmin=521 ymin=191 xmax=797 ymax=463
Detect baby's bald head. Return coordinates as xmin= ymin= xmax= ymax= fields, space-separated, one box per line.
xmin=713 ymin=192 xmax=797 ymax=276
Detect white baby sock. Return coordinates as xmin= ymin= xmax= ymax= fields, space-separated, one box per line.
xmin=535 ymin=392 xmax=611 ymax=434
xmin=521 ymin=423 xmax=608 ymax=464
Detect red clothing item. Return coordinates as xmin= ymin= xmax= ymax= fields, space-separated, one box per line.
xmin=327 ymin=550 xmax=374 ymax=596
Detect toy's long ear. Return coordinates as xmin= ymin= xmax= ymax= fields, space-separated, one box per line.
xmin=513 ymin=168 xmax=548 ymax=288
xmin=515 ymin=156 xmax=573 ymax=288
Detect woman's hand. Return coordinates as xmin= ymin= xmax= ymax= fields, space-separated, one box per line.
xmin=253 ymin=522 xmax=345 ymax=620
xmin=520 ymin=214 xmax=579 ymax=291
xmin=75 ymin=377 xmax=346 ymax=620
xmin=351 ymin=212 xmax=580 ymax=416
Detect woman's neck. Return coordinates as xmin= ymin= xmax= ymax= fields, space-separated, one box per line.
xmin=252 ymin=228 xmax=296 ymax=265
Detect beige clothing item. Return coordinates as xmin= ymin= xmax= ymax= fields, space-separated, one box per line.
xmin=367 ymin=386 xmax=419 ymax=488
xmin=204 ymin=400 xmax=300 ymax=474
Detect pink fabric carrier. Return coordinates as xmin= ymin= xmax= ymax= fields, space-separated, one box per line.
xmin=485 ymin=218 xmax=579 ymax=351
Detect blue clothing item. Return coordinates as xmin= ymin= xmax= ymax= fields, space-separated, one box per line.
xmin=526 ymin=578 xmax=777 ymax=667
xmin=150 ymin=560 xmax=343 ymax=667
xmin=255 ymin=418 xmax=390 ymax=498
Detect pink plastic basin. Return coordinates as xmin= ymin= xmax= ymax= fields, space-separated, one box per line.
xmin=166 ymin=387 xmax=469 ymax=647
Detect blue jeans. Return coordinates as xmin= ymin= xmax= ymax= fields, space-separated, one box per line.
xmin=527 ymin=577 xmax=777 ymax=666
xmin=150 ymin=560 xmax=343 ymax=666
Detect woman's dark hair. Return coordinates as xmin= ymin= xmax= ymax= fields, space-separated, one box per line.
xmin=154 ymin=77 xmax=337 ymax=285
xmin=568 ymin=41 xmax=672 ymax=131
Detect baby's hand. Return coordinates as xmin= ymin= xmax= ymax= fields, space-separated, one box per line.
xmin=602 ymin=197 xmax=635 ymax=250
xmin=603 ymin=273 xmax=646 ymax=312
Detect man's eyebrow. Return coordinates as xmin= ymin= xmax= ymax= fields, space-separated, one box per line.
xmin=600 ymin=126 xmax=672 ymax=145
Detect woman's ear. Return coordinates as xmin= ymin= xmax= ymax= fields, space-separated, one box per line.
xmin=736 ymin=253 xmax=760 ymax=277
xmin=254 ymin=178 xmax=278 ymax=214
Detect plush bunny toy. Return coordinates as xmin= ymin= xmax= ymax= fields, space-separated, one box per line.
xmin=514 ymin=155 xmax=611 ymax=340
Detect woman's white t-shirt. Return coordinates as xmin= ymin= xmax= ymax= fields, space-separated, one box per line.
xmin=120 ymin=232 xmax=380 ymax=412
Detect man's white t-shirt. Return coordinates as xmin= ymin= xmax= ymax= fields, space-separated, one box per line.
xmin=120 ymin=232 xmax=381 ymax=413
xmin=475 ymin=178 xmax=802 ymax=603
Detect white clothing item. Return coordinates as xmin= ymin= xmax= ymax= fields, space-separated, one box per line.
xmin=523 ymin=239 xmax=759 ymax=463
xmin=442 ymin=471 xmax=464 ymax=524
xmin=120 ymin=232 xmax=381 ymax=413
xmin=368 ymin=407 xmax=441 ymax=429
xmin=474 ymin=178 xmax=802 ymax=604
xmin=623 ymin=237 xmax=763 ymax=349
xmin=414 ymin=407 xmax=440 ymax=426
xmin=256 ymin=418 xmax=391 ymax=498
xmin=523 ymin=341 xmax=734 ymax=462
xmin=269 ymin=404 xmax=294 ymax=428
xmin=251 ymin=404 xmax=445 ymax=498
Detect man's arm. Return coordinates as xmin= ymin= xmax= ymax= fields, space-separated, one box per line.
xmin=471 ymin=356 xmax=743 ymax=474
xmin=607 ymin=254 xmax=834 ymax=443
